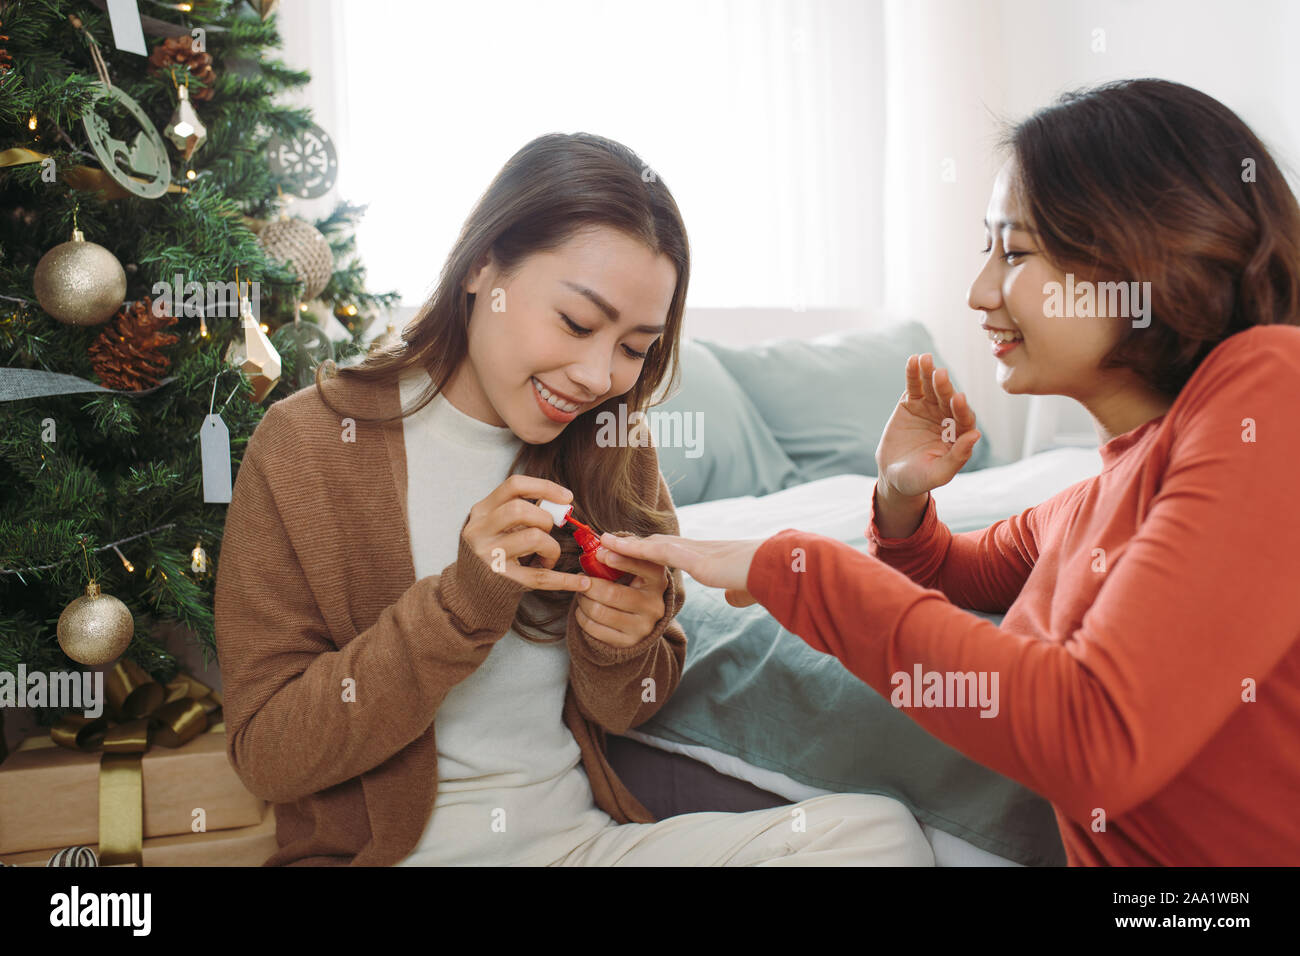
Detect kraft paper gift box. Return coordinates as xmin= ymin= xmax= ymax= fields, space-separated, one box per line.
xmin=4 ymin=804 xmax=278 ymax=867
xmin=0 ymin=723 xmax=265 ymax=856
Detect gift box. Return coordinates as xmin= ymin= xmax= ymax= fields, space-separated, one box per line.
xmin=0 ymin=723 xmax=265 ymax=856
xmin=3 ymin=804 xmax=278 ymax=867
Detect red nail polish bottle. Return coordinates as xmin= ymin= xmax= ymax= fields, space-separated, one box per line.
xmin=538 ymin=499 xmax=623 ymax=580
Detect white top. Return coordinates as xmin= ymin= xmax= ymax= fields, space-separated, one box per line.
xmin=393 ymin=365 xmax=613 ymax=866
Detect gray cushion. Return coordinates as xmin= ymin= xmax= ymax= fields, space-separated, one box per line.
xmin=699 ymin=322 xmax=993 ymax=481
xmin=652 ymin=340 xmax=804 ymax=506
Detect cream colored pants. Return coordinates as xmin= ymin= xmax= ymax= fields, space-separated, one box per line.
xmin=550 ymin=793 xmax=935 ymax=866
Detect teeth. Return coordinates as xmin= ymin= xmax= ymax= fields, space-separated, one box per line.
xmin=987 ymin=329 xmax=1023 ymax=345
xmin=532 ymin=377 xmax=580 ymax=413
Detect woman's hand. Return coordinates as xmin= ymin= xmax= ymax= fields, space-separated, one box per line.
xmin=875 ymin=353 xmax=982 ymax=498
xmin=461 ymin=475 xmax=592 ymax=592
xmin=575 ymin=548 xmax=669 ymax=648
xmin=598 ymin=532 xmax=766 ymax=608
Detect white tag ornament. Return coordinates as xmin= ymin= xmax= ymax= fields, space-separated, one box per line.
xmin=200 ymin=413 xmax=232 ymax=503
xmin=105 ymin=0 xmax=148 ymax=56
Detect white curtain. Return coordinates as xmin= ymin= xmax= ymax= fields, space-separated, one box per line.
xmin=324 ymin=0 xmax=884 ymax=312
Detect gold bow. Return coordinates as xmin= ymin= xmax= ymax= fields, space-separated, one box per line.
xmin=0 ymin=147 xmax=187 ymax=199
xmin=48 ymin=659 xmax=223 ymax=866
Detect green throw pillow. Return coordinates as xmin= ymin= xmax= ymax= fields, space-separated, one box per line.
xmin=700 ymin=322 xmax=993 ymax=481
xmin=651 ymin=340 xmax=804 ymax=506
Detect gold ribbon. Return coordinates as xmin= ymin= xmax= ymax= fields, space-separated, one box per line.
xmin=48 ymin=659 xmax=223 ymax=866
xmin=0 ymin=147 xmax=188 ymax=199
xmin=0 ymin=147 xmax=46 ymax=167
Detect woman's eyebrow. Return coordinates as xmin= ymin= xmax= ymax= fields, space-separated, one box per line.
xmin=983 ymin=218 xmax=1037 ymax=234
xmin=561 ymin=279 xmax=666 ymax=334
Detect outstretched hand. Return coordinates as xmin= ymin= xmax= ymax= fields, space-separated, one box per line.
xmin=598 ymin=532 xmax=766 ymax=608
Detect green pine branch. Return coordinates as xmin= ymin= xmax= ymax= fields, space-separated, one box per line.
xmin=0 ymin=0 xmax=399 ymax=722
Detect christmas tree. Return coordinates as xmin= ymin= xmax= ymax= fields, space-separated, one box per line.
xmin=0 ymin=0 xmax=398 ymax=735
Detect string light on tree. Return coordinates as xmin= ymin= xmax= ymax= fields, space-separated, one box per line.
xmin=113 ymin=545 xmax=134 ymax=573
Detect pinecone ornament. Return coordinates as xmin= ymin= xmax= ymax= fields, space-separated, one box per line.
xmin=88 ymin=297 xmax=179 ymax=391
xmin=148 ymin=35 xmax=216 ymax=101
xmin=0 ymin=19 xmax=13 ymax=79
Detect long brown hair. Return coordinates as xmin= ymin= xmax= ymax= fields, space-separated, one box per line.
xmin=1004 ymin=78 xmax=1300 ymax=395
xmin=314 ymin=132 xmax=690 ymax=642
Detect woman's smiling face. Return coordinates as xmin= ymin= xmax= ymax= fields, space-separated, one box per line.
xmin=967 ymin=158 xmax=1127 ymax=400
xmin=447 ymin=224 xmax=678 ymax=443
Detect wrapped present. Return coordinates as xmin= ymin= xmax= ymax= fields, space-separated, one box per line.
xmin=3 ymin=805 xmax=277 ymax=867
xmin=0 ymin=660 xmax=264 ymax=862
xmin=0 ymin=723 xmax=265 ymax=856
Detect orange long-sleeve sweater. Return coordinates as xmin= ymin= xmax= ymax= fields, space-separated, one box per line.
xmin=746 ymin=325 xmax=1300 ymax=866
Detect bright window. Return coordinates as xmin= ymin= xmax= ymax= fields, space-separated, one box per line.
xmin=334 ymin=0 xmax=885 ymax=310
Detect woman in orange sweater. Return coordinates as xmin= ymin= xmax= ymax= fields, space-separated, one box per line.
xmin=599 ymin=79 xmax=1300 ymax=865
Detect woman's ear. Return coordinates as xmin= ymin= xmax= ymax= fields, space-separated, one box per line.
xmin=464 ymin=251 xmax=494 ymax=295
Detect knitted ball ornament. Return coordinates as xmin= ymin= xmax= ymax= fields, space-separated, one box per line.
xmin=258 ymin=217 xmax=334 ymax=301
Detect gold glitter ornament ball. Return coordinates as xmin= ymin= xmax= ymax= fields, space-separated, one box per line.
xmin=33 ymin=230 xmax=127 ymax=326
xmin=57 ymin=580 xmax=134 ymax=665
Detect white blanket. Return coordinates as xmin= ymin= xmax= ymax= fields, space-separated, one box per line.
xmin=673 ymin=446 xmax=1103 ymax=541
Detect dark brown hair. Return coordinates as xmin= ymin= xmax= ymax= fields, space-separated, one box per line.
xmin=314 ymin=132 xmax=690 ymax=642
xmin=1004 ymin=78 xmax=1300 ymax=395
